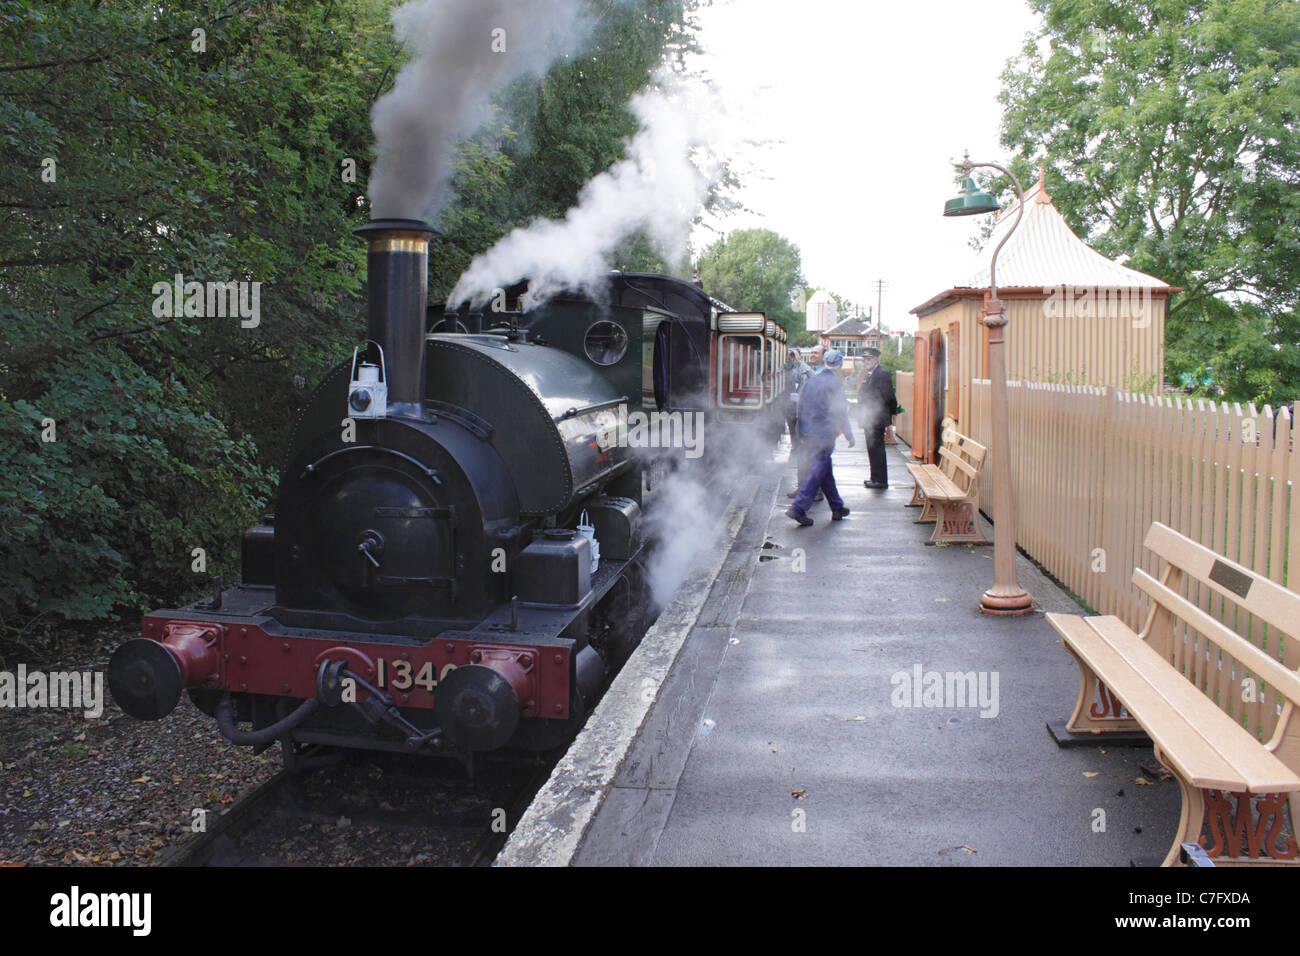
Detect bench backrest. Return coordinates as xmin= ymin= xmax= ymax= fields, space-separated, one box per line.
xmin=1137 ymin=522 xmax=1300 ymax=766
xmin=936 ymin=432 xmax=987 ymax=496
xmin=937 ymin=428 xmax=959 ymax=480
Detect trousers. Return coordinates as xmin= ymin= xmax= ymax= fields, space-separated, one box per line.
xmin=792 ymin=441 xmax=844 ymax=514
xmin=865 ymin=424 xmax=888 ymax=484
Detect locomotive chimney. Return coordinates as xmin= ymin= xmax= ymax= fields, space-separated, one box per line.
xmin=353 ymin=218 xmax=438 ymax=420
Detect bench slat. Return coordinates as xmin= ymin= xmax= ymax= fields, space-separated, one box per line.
xmin=956 ymin=435 xmax=988 ymax=459
xmin=1143 ymin=523 xmax=1300 ymax=640
xmin=913 ymin=466 xmax=951 ymax=496
xmin=1087 ymin=614 xmax=1300 ymax=793
xmin=1132 ymin=568 xmax=1300 ymax=707
xmin=927 ymin=480 xmax=966 ymax=501
xmin=938 ymin=447 xmax=979 ymax=483
xmin=1049 ymin=613 xmax=1253 ymax=790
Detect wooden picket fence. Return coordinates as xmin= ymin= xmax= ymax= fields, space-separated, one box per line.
xmin=966 ymin=381 xmax=1298 ymax=657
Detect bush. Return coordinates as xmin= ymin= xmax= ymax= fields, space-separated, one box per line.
xmin=0 ymin=348 xmax=272 ymax=626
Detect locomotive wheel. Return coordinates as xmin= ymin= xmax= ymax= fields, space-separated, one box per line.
xmin=594 ymin=568 xmax=645 ymax=670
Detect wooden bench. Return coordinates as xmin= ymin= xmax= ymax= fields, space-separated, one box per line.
xmin=1047 ymin=522 xmax=1300 ymax=866
xmin=904 ymin=427 xmax=952 ymax=511
xmin=903 ymin=427 xmax=989 ymax=545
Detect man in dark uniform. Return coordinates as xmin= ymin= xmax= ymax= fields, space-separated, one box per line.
xmin=856 ymin=347 xmax=897 ymax=489
xmin=786 ymin=348 xmax=853 ymax=526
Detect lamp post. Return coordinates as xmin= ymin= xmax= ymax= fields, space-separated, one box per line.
xmin=943 ymin=152 xmax=1033 ymax=615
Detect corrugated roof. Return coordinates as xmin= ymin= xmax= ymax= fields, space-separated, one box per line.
xmin=911 ymin=172 xmax=1172 ymax=317
xmin=959 ymin=175 xmax=1171 ymax=292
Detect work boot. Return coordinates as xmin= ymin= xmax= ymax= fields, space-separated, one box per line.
xmin=831 ymin=507 xmax=850 ymax=521
xmin=785 ymin=507 xmax=813 ymax=527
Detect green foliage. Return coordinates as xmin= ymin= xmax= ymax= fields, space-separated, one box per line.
xmin=0 ymin=0 xmax=373 ymax=626
xmin=999 ymin=0 xmax=1300 ymax=407
xmin=499 ymin=1 xmax=697 ymax=221
xmin=878 ymin=335 xmax=914 ymax=376
xmin=696 ymin=228 xmax=806 ymax=332
xmin=0 ymin=351 xmax=271 ymax=624
xmin=0 ymin=0 xmax=706 ymax=628
xmin=430 ymin=0 xmax=701 ymax=299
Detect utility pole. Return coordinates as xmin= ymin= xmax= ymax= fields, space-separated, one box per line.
xmin=873 ymin=279 xmax=888 ymax=330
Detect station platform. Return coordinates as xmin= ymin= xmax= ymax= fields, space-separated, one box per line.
xmin=501 ymin=437 xmax=1182 ymax=867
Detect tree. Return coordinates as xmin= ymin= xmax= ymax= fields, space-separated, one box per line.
xmin=998 ymin=0 xmax=1300 ymax=406
xmin=696 ymin=229 xmax=806 ymax=332
xmin=0 ymin=0 xmax=711 ymax=629
xmin=432 ymin=0 xmax=705 ymax=298
xmin=879 ymin=334 xmax=914 ymax=376
xmin=0 ymin=0 xmax=391 ymax=625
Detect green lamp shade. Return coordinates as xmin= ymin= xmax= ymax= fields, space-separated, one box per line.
xmin=944 ymin=177 xmax=999 ymax=217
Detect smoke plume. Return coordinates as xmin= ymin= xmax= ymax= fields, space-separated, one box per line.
xmin=368 ymin=0 xmax=592 ymax=221
xmin=447 ymin=69 xmax=729 ymax=310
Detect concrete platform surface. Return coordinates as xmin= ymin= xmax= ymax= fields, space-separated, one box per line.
xmin=567 ymin=438 xmax=1182 ymax=866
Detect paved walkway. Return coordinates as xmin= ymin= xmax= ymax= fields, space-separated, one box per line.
xmin=575 ymin=437 xmax=1181 ymax=866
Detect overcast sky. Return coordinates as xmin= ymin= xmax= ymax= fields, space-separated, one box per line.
xmin=687 ymin=0 xmax=1045 ymax=331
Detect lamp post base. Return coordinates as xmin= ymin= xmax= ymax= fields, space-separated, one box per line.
xmin=979 ymin=587 xmax=1034 ymax=615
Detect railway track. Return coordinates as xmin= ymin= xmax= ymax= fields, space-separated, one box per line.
xmin=159 ymin=751 xmax=553 ymax=867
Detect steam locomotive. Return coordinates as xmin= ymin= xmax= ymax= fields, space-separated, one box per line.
xmin=107 ymin=219 xmax=788 ymax=766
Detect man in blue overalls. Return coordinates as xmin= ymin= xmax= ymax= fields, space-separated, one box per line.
xmin=786 ymin=348 xmax=854 ymax=526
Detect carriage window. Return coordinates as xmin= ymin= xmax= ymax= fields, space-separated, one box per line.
xmin=716 ymin=333 xmax=764 ymax=408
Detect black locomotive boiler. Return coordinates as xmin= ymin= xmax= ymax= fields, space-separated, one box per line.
xmin=107 ymin=218 xmax=788 ymax=765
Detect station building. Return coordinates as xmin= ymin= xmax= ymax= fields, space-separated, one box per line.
xmin=818 ymin=317 xmax=882 ymax=372
xmin=906 ymin=169 xmax=1176 ymax=461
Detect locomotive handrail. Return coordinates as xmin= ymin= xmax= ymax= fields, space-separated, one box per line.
xmin=560 ymin=395 xmax=630 ymax=420
xmin=424 ymin=399 xmax=493 ymax=439
xmin=300 ymin=445 xmax=443 ymax=484
xmin=350 ymin=339 xmax=387 ymax=382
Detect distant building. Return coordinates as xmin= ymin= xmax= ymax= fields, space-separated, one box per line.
xmin=907 ymin=168 xmax=1177 ymax=461
xmin=805 ymin=290 xmax=837 ymax=333
xmin=818 ymin=317 xmax=878 ymax=371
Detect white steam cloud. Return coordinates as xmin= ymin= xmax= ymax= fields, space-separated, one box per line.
xmin=636 ymin=403 xmax=779 ymax=610
xmin=368 ymin=0 xmax=592 ymax=221
xmin=448 ymin=69 xmax=729 ymax=310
